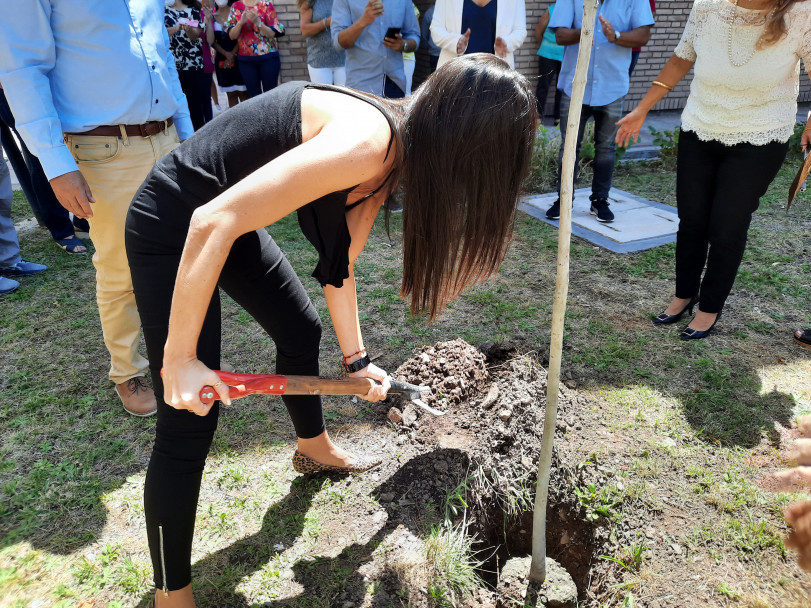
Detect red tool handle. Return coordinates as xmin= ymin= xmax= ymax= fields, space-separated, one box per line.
xmin=198 ymin=371 xmax=289 ymax=405
xmin=198 ymin=371 xmax=375 ymax=405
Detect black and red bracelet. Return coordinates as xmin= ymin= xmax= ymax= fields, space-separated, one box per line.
xmin=340 ymin=349 xmax=371 ymax=377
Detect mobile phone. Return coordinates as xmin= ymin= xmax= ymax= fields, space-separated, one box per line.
xmin=178 ymin=17 xmax=200 ymax=27
xmin=385 ymin=27 xmax=401 ymax=39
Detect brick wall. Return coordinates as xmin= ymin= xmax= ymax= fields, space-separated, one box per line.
xmin=276 ymin=0 xmax=309 ymax=83
xmin=273 ymin=0 xmax=811 ymax=114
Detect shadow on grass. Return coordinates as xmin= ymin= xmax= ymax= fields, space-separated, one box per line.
xmin=680 ymin=383 xmax=796 ymax=449
xmin=570 ymin=323 xmax=799 ymax=448
xmin=138 ymin=450 xmax=469 ymax=607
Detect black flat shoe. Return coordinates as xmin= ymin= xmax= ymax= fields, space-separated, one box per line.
xmin=653 ymin=295 xmax=699 ymax=325
xmin=794 ymin=328 xmax=811 ymax=348
xmin=680 ymin=312 xmax=721 ymax=341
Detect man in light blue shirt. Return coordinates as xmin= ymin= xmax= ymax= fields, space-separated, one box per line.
xmin=332 ymin=0 xmax=420 ymax=97
xmin=546 ymin=0 xmax=653 ymax=224
xmin=0 ymin=0 xmax=193 ymax=417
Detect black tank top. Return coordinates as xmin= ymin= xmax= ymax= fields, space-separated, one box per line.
xmin=154 ymin=81 xmax=396 ymax=288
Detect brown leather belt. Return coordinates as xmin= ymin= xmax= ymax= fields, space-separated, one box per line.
xmin=76 ymin=118 xmax=173 ymax=138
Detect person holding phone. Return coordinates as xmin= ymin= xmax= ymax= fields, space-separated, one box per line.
xmin=331 ymin=0 xmax=420 ymax=97
xmin=227 ymin=0 xmax=285 ymax=98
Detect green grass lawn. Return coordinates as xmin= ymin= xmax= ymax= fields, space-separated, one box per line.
xmin=0 ymin=147 xmax=809 ymax=606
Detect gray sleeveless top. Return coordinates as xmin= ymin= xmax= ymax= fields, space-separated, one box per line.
xmin=307 ymin=0 xmax=345 ymax=69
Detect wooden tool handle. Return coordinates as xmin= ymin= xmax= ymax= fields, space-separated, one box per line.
xmin=283 ymin=375 xmax=375 ymax=395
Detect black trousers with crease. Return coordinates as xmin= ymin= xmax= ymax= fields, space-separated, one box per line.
xmin=675 ymin=129 xmax=788 ymax=313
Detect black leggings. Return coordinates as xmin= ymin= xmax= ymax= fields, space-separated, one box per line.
xmin=125 ymin=174 xmax=325 ymax=590
xmin=675 ymin=129 xmax=788 ymax=313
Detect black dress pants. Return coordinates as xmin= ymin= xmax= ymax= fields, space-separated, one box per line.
xmin=535 ymin=55 xmax=561 ymax=121
xmin=125 ymin=172 xmax=325 ymax=590
xmin=675 ymin=129 xmax=788 ymax=313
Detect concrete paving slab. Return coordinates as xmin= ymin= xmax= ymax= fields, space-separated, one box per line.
xmin=520 ymin=187 xmax=679 ymax=253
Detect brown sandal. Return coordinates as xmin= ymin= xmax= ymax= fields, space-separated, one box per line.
xmin=292 ymin=449 xmax=381 ymax=474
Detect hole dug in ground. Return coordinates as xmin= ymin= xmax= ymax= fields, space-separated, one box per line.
xmin=381 ymin=339 xmax=611 ymax=607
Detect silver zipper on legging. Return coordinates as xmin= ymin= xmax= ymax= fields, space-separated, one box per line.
xmin=159 ymin=525 xmax=169 ymax=597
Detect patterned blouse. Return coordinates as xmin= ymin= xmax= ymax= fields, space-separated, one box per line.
xmin=165 ymin=6 xmax=205 ymax=71
xmin=227 ymin=1 xmax=285 ymax=56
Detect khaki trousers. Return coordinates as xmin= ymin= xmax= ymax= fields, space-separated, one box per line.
xmin=65 ymin=126 xmax=179 ymax=384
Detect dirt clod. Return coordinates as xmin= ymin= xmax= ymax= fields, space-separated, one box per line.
xmin=497 ymin=557 xmax=577 ymax=608
xmin=394 ymin=338 xmax=488 ymax=411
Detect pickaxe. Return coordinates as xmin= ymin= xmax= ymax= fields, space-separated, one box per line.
xmin=192 ymin=370 xmax=445 ymax=416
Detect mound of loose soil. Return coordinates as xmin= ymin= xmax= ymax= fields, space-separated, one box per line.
xmin=366 ymin=339 xmax=612 ymax=606
xmin=393 ymin=338 xmax=489 ymax=411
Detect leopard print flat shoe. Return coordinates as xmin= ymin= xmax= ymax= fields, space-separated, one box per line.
xmin=292 ymin=449 xmax=381 ymax=474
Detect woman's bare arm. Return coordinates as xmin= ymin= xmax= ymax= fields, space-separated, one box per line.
xmin=322 ymin=195 xmax=391 ymax=401
xmin=534 ymin=8 xmax=550 ymax=41
xmin=300 ymin=4 xmax=330 ymax=37
xmin=616 ymin=53 xmax=694 ymax=147
xmin=162 ymin=99 xmax=392 ymax=413
xmin=205 ymin=10 xmax=215 ymax=45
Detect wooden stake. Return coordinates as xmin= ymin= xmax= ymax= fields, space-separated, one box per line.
xmin=529 ymin=0 xmax=600 ymax=583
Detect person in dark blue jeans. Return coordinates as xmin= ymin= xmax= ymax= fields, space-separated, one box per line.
xmin=552 ymin=95 xmax=623 ymax=218
xmin=0 ymin=87 xmax=87 ymax=253
xmin=0 ymin=157 xmax=48 ymax=294
xmin=545 ymin=0 xmax=653 ymax=224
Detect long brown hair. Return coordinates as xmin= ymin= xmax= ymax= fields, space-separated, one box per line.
xmin=396 ymin=54 xmax=537 ymax=321
xmin=760 ymin=0 xmax=806 ymax=47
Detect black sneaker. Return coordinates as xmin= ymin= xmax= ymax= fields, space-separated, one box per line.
xmin=590 ymin=198 xmax=614 ymax=223
xmin=545 ymin=199 xmax=561 ymax=220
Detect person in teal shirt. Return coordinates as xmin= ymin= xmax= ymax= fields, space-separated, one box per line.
xmin=534 ymin=2 xmax=563 ymax=124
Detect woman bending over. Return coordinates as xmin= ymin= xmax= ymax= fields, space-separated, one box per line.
xmin=125 ymin=53 xmax=537 ymax=607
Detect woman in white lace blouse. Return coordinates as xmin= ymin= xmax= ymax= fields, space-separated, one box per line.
xmin=617 ymin=0 xmax=811 ymax=341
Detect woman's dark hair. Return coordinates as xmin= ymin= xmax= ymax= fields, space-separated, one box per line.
xmin=397 ymin=53 xmax=537 ymax=321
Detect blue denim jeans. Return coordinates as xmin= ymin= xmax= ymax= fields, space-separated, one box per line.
xmin=0 ymin=88 xmax=74 ymax=241
xmin=0 ymin=158 xmax=21 ymax=268
xmin=556 ymin=93 xmax=624 ymax=200
xmin=238 ymin=53 xmax=280 ymax=99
